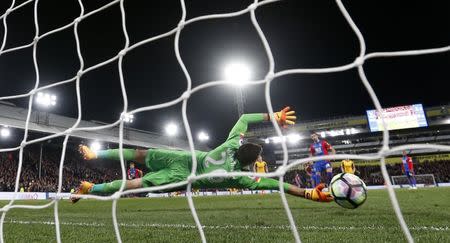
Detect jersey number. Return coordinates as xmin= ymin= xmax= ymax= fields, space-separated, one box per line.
xmin=204 ymin=152 xmax=227 ymax=183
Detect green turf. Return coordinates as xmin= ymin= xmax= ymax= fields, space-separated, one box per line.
xmin=0 ymin=187 xmax=449 ymax=242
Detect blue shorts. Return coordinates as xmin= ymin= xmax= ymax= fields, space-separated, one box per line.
xmin=312 ymin=161 xmax=331 ymax=173
xmin=404 ymin=171 xmax=414 ymax=177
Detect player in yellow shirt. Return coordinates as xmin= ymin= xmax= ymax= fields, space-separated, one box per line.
xmin=254 ymin=160 xmax=268 ymax=173
xmin=253 ymin=160 xmax=268 ymax=194
xmin=341 ymin=159 xmax=356 ymax=174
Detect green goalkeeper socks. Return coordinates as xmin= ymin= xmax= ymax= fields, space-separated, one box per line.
xmin=91 ymin=180 xmax=125 ymax=194
xmin=97 ymin=149 xmax=136 ymax=161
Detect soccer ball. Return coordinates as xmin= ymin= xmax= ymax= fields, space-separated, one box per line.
xmin=330 ymin=173 xmax=367 ymax=209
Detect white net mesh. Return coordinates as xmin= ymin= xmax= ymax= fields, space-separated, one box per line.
xmin=0 ymin=0 xmax=449 ymax=242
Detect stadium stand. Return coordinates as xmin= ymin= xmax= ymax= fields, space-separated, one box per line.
xmin=0 ymin=147 xmax=121 ymax=192
xmin=0 ymin=101 xmax=208 ymax=193
xmin=0 ymin=143 xmax=449 ymax=192
xmin=0 ymin=104 xmax=449 ymax=192
xmin=242 ymin=104 xmax=450 ymax=164
xmin=0 ymin=102 xmax=208 ymax=151
xmin=243 ymin=104 xmax=450 ymax=188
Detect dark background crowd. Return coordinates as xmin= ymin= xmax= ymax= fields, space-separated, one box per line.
xmin=0 ymin=146 xmax=121 ymax=192
xmin=0 ymin=146 xmax=449 ymax=192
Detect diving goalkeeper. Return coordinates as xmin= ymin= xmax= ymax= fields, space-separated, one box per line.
xmin=71 ymin=107 xmax=332 ymax=203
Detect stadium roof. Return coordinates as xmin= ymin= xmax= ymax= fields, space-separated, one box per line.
xmin=0 ymin=102 xmax=208 ymax=151
xmin=241 ymin=104 xmax=450 ymax=164
xmin=246 ymin=105 xmax=450 ymax=138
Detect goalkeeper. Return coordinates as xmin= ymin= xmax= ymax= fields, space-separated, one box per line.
xmin=71 ymin=107 xmax=332 ymax=203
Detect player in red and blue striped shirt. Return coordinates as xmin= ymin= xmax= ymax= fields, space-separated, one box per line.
xmin=127 ymin=162 xmax=143 ymax=180
xmin=309 ymin=132 xmax=335 ymax=187
xmin=401 ymin=150 xmax=417 ymax=189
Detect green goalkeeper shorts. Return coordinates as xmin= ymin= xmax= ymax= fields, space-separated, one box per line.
xmin=142 ymin=148 xmax=196 ymax=188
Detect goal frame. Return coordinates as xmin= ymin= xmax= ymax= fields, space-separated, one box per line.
xmin=391 ymin=174 xmax=437 ymax=188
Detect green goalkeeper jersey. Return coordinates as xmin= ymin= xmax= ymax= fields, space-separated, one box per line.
xmin=97 ymin=113 xmax=290 ymax=191
xmin=139 ymin=113 xmax=289 ymax=191
xmin=186 ymin=113 xmax=289 ymax=191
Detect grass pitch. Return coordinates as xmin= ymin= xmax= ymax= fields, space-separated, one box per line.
xmin=1 ymin=187 xmax=449 ymax=242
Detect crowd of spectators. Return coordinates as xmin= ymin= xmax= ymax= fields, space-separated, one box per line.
xmin=1 ymin=148 xmax=450 ymax=192
xmin=415 ymin=160 xmax=450 ymax=183
xmin=0 ymin=148 xmax=121 ymax=192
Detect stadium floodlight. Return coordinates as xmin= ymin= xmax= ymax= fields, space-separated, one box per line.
xmin=223 ymin=61 xmax=252 ymax=85
xmin=345 ymin=128 xmax=351 ymax=135
xmin=342 ymin=140 xmax=351 ymax=144
xmin=287 ymin=133 xmax=302 ymax=144
xmin=272 ymin=136 xmax=280 ymax=143
xmin=271 ymin=136 xmax=287 ymax=144
xmin=344 ymin=128 xmax=359 ymax=135
xmin=89 ymin=141 xmax=102 ymax=153
xmin=321 ymin=128 xmax=358 ymax=138
xmin=123 ymin=113 xmax=134 ymax=123
xmin=35 ymin=92 xmax=57 ymax=108
xmin=197 ymin=131 xmax=210 ymax=141
xmin=165 ymin=123 xmax=178 ymax=136
xmin=329 ymin=129 xmax=345 ymax=137
xmin=0 ymin=126 xmax=10 ymax=138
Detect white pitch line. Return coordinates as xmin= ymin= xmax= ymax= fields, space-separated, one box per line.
xmin=4 ymin=220 xmax=449 ymax=231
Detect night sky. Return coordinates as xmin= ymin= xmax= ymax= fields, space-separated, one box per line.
xmin=0 ymin=0 xmax=448 ymax=147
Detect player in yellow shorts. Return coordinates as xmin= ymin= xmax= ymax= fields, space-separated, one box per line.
xmin=341 ymin=159 xmax=355 ymax=174
xmin=254 ymin=160 xmax=268 ymax=173
xmin=253 ymin=160 xmax=268 ymax=194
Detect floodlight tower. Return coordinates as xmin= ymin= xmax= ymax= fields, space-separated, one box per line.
xmin=165 ymin=123 xmax=178 ymax=137
xmin=0 ymin=126 xmax=10 ymax=138
xmin=224 ymin=62 xmax=252 ymax=117
xmin=123 ymin=113 xmax=134 ymax=140
xmin=197 ymin=131 xmax=210 ymax=142
xmin=34 ymin=91 xmax=57 ymax=125
xmin=90 ymin=141 xmax=102 ymax=153
xmin=165 ymin=122 xmax=178 ymax=147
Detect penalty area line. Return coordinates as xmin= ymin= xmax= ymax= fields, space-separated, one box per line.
xmin=4 ymin=220 xmax=449 ymax=231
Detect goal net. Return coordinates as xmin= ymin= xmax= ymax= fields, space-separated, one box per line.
xmin=391 ymin=174 xmax=437 ymax=188
xmin=0 ymin=0 xmax=449 ymax=243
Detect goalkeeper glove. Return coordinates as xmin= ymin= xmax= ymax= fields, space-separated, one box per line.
xmin=304 ymin=183 xmax=333 ymax=202
xmin=274 ymin=106 xmax=296 ymax=128
xmin=79 ymin=145 xmax=97 ymax=160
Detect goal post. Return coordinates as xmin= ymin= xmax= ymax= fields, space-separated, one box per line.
xmin=391 ymin=174 xmax=437 ymax=188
